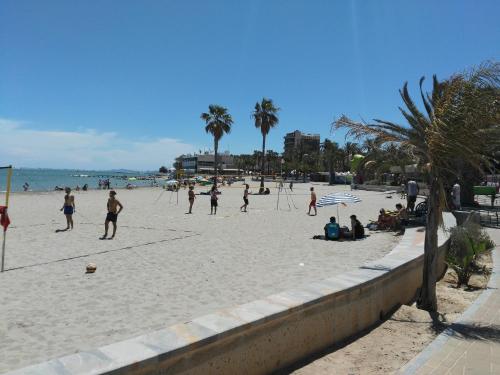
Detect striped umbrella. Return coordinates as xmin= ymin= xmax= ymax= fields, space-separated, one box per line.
xmin=317 ymin=192 xmax=361 ymax=225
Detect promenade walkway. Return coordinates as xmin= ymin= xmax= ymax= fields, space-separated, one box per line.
xmin=401 ymin=228 xmax=500 ymax=375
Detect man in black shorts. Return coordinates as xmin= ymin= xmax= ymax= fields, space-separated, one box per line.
xmin=240 ymin=184 xmax=249 ymax=212
xmin=100 ymin=190 xmax=123 ymax=240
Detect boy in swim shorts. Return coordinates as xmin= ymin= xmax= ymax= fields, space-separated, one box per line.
xmin=308 ymin=187 xmax=317 ymax=216
xmin=60 ymin=187 xmax=75 ymax=230
xmin=100 ymin=190 xmax=123 ymax=240
xmin=240 ymin=184 xmax=249 ymax=212
xmin=210 ymin=185 xmax=218 ymax=215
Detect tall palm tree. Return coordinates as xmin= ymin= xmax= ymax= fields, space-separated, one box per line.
xmin=253 ymin=98 xmax=280 ymax=190
xmin=333 ymin=62 xmax=500 ymax=311
xmin=201 ymin=105 xmax=233 ymax=185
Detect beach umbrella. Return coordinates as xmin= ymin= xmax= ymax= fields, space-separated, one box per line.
xmin=165 ymin=179 xmax=178 ymax=186
xmin=317 ymin=192 xmax=361 ymax=225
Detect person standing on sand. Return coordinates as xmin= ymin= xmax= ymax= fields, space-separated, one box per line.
xmin=308 ymin=187 xmax=317 ymax=215
xmin=289 ymin=181 xmax=293 ymax=191
xmin=188 ymin=185 xmax=195 ymax=214
xmin=100 ymin=190 xmax=123 ymax=240
xmin=60 ymin=187 xmax=75 ymax=230
xmin=452 ymin=181 xmax=461 ymax=210
xmin=240 ymin=184 xmax=249 ymax=212
xmin=210 ymin=185 xmax=218 ymax=215
xmin=406 ymin=179 xmax=419 ymax=213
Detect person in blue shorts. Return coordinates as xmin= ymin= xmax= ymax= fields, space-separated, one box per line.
xmin=60 ymin=187 xmax=75 ymax=230
xmin=324 ymin=216 xmax=340 ymax=240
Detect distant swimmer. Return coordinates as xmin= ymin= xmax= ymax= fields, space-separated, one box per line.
xmin=308 ymin=187 xmax=317 ymax=216
xmin=100 ymin=190 xmax=123 ymax=240
xmin=60 ymin=187 xmax=75 ymax=230
xmin=240 ymin=184 xmax=249 ymax=212
xmin=188 ymin=185 xmax=195 ymax=214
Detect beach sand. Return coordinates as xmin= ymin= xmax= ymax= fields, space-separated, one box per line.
xmin=0 ymin=181 xmax=410 ymax=372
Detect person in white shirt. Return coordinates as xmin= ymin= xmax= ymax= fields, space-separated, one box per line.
xmin=406 ymin=180 xmax=419 ymax=213
xmin=452 ymin=182 xmax=461 ymax=210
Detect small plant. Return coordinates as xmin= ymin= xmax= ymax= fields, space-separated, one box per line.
xmin=446 ymin=222 xmax=494 ymax=287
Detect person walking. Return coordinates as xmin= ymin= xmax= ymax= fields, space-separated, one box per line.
xmin=210 ymin=185 xmax=218 ymax=215
xmin=188 ymin=185 xmax=195 ymax=214
xmin=240 ymin=184 xmax=249 ymax=212
xmin=308 ymin=187 xmax=317 ymax=216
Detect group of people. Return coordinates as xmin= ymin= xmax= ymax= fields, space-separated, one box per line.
xmin=186 ymin=184 xmax=251 ymax=214
xmin=322 ymin=215 xmax=365 ymax=241
xmin=376 ymin=203 xmax=409 ymax=233
xmin=59 ymin=187 xmax=123 ymax=239
xmin=98 ymin=179 xmax=111 ymax=189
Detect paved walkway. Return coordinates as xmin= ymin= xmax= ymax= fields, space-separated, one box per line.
xmin=401 ymin=228 xmax=500 ymax=375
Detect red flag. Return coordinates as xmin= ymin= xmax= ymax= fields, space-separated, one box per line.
xmin=0 ymin=206 xmax=10 ymax=232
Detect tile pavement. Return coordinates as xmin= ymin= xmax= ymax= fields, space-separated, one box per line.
xmin=401 ymin=228 xmax=500 ymax=375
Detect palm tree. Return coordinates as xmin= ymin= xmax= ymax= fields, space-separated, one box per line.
xmin=201 ymin=105 xmax=233 ymax=185
xmin=333 ymin=62 xmax=500 ymax=311
xmin=253 ymin=98 xmax=280 ymax=190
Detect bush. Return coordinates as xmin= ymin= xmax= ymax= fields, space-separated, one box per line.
xmin=446 ymin=222 xmax=495 ymax=287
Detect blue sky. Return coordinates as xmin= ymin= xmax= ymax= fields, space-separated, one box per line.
xmin=1 ymin=0 xmax=499 ymax=170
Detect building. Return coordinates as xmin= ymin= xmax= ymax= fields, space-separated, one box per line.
xmin=180 ymin=152 xmax=238 ymax=175
xmin=283 ymin=130 xmax=320 ymax=159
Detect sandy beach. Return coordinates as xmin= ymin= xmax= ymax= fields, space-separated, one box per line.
xmin=0 ymin=181 xmax=411 ymax=372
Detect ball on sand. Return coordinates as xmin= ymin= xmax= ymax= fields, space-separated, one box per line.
xmin=86 ymin=263 xmax=97 ymax=273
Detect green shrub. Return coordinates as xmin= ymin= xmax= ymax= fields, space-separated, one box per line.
xmin=446 ymin=222 xmax=494 ymax=287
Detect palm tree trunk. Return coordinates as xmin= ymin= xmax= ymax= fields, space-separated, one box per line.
xmin=260 ymin=134 xmax=266 ymax=190
xmin=417 ymin=175 xmax=440 ymax=311
xmin=214 ymin=139 xmax=218 ymax=186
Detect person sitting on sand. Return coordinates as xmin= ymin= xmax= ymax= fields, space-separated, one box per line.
xmin=240 ymin=184 xmax=249 ymax=212
xmin=308 ymin=187 xmax=317 ymax=216
xmin=342 ymin=214 xmax=364 ymax=240
xmin=324 ymin=216 xmax=340 ymax=240
xmin=377 ymin=208 xmax=394 ymax=230
xmin=100 ymin=190 xmax=123 ymax=240
xmin=82 ymin=184 xmax=88 ymax=191
xmin=60 ymin=187 xmax=75 ymax=230
xmin=210 ymin=185 xmax=218 ymax=215
xmin=264 ymin=187 xmax=270 ymax=195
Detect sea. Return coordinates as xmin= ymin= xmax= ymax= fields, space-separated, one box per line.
xmin=0 ymin=168 xmax=163 ymax=193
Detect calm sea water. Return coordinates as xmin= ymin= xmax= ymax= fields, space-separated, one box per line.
xmin=0 ymin=168 xmax=160 ymax=192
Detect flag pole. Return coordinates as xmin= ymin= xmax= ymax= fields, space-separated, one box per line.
xmin=1 ymin=165 xmax=12 ymax=272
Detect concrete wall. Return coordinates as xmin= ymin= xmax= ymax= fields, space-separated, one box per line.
xmin=7 ymin=213 xmax=456 ymax=375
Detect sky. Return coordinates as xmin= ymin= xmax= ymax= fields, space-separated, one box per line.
xmin=1 ymin=0 xmax=499 ymax=170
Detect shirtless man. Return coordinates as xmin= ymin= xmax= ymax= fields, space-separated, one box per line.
xmin=60 ymin=187 xmax=75 ymax=230
xmin=100 ymin=190 xmax=123 ymax=240
xmin=188 ymin=185 xmax=195 ymax=214
xmin=308 ymin=187 xmax=317 ymax=215
xmin=240 ymin=184 xmax=249 ymax=212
